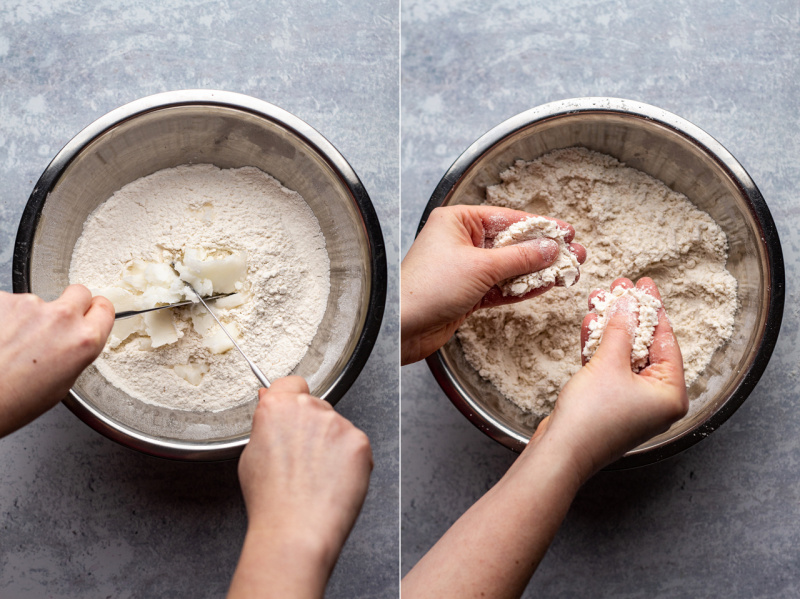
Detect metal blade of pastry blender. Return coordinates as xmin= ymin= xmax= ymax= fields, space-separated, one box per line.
xmin=114 ymin=293 xmax=233 ymax=320
xmin=185 ymin=283 xmax=271 ymax=389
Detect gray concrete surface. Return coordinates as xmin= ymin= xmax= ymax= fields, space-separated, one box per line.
xmin=0 ymin=1 xmax=398 ymax=597
xmin=401 ymin=1 xmax=800 ymax=597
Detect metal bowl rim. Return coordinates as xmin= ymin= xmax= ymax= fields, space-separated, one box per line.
xmin=13 ymin=89 xmax=387 ymax=462
xmin=419 ymin=96 xmax=784 ymax=469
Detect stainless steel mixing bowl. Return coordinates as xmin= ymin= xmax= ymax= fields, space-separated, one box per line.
xmin=14 ymin=90 xmax=386 ymax=461
xmin=420 ymin=97 xmax=783 ymax=468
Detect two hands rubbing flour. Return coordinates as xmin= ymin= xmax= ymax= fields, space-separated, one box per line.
xmin=492 ymin=215 xmax=661 ymax=374
xmin=459 ymin=148 xmax=737 ymax=417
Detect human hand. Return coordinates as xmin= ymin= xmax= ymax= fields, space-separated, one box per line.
xmin=527 ymin=277 xmax=688 ymax=482
xmin=401 ymin=205 xmax=586 ymax=365
xmin=0 ymin=286 xmax=114 ymax=438
xmin=231 ymin=376 xmax=373 ymax=598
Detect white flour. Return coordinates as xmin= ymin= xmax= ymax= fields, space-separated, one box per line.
xmin=582 ymin=285 xmax=662 ymax=372
xmin=492 ymin=216 xmax=580 ymax=295
xmin=70 ymin=164 xmax=330 ymax=412
xmin=457 ymin=147 xmax=738 ymax=416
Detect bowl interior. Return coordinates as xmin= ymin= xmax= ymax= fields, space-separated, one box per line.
xmin=29 ymin=104 xmax=372 ymax=444
xmin=437 ymin=111 xmax=770 ymax=457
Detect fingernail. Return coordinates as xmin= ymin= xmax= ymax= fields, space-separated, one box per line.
xmin=519 ymin=238 xmax=559 ymax=262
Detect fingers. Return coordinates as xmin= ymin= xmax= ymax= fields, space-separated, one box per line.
xmin=592 ymin=294 xmax=637 ymax=368
xmin=587 ymin=288 xmax=606 ymax=310
xmin=264 ymin=375 xmax=310 ymax=395
xmin=459 ymin=205 xmax=577 ymax=245
xmin=57 ymin=284 xmax=93 ymax=314
xmin=611 ymin=277 xmax=633 ymax=291
xmin=634 ymin=276 xmax=659 ymax=299
xmin=580 ymin=313 xmax=597 ymax=366
xmin=256 ymin=376 xmax=333 ymax=413
xmin=84 ymin=296 xmax=115 ymax=340
xmin=480 ymin=281 xmax=555 ymax=310
xmin=587 ymin=278 xmax=632 ymax=311
xmin=569 ymin=242 xmax=587 ymax=265
xmin=488 ymin=238 xmax=560 ymax=282
xmin=636 ymin=278 xmax=684 ymax=369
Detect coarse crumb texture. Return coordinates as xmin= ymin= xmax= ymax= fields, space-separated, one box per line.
xmin=70 ymin=164 xmax=330 ymax=412
xmin=492 ymin=216 xmax=580 ymax=295
xmin=457 ymin=147 xmax=738 ymax=417
xmin=582 ymin=286 xmax=661 ymax=372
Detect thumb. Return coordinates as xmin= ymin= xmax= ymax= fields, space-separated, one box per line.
xmin=259 ymin=375 xmax=309 ymax=397
xmin=486 ymin=238 xmax=559 ymax=282
xmin=593 ymin=295 xmax=638 ymax=369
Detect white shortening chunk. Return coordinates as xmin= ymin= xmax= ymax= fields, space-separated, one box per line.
xmin=91 ymin=288 xmax=144 ymax=348
xmin=92 ymin=247 xmax=249 ymax=352
xmin=108 ymin=316 xmax=145 ymax=349
xmin=173 ymin=362 xmax=210 ymax=386
xmin=92 ymin=287 xmax=140 ymax=311
xmin=120 ymin=260 xmax=149 ymax=292
xmin=189 ymin=305 xmax=216 ymax=337
xmin=190 ymin=304 xmax=245 ymax=353
xmin=213 ymin=292 xmax=248 ymax=310
xmin=582 ymin=286 xmax=661 ymax=372
xmin=175 ymin=248 xmax=248 ymax=295
xmin=119 ymin=260 xmax=185 ymax=305
xmin=139 ymin=286 xmax=181 ymax=308
xmin=202 ymin=321 xmax=241 ymax=354
xmin=144 ymin=310 xmax=179 ymax=348
xmin=144 ymin=262 xmax=180 ymax=287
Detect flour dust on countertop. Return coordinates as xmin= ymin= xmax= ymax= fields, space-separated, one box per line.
xmin=456 ymin=147 xmax=738 ymax=417
xmin=70 ymin=164 xmax=330 ymax=412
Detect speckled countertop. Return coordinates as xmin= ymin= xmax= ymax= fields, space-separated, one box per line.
xmin=402 ymin=1 xmax=800 ymax=597
xmin=0 ymin=1 xmax=398 ymax=597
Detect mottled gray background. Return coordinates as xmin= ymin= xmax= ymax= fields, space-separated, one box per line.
xmin=402 ymin=1 xmax=799 ymax=597
xmin=0 ymin=1 xmax=398 ymax=597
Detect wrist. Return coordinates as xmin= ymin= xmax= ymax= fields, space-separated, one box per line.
xmin=246 ymin=518 xmax=339 ymax=572
xmin=230 ymin=524 xmax=335 ymax=599
xmin=510 ymin=429 xmax=590 ymax=494
xmin=400 ymin=290 xmax=425 ymax=365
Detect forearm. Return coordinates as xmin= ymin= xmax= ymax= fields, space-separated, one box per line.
xmin=400 ymin=270 xmax=429 ymax=365
xmin=0 ymin=380 xmax=63 ymax=439
xmin=227 ymin=526 xmax=333 ymax=599
xmin=402 ymin=437 xmax=583 ymax=599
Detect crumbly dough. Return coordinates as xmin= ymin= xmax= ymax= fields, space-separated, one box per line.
xmin=492 ymin=216 xmax=580 ymax=295
xmin=583 ymin=286 xmax=661 ymax=372
xmin=457 ymin=147 xmax=738 ymax=416
xmin=70 ymin=164 xmax=330 ymax=412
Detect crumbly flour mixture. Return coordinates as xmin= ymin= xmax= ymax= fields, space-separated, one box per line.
xmin=70 ymin=164 xmax=330 ymax=412
xmin=457 ymin=147 xmax=738 ymax=416
xmin=492 ymin=216 xmax=580 ymax=295
xmin=583 ymin=286 xmax=661 ymax=372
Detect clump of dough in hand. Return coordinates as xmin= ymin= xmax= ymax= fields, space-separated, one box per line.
xmin=492 ymin=216 xmax=580 ymax=296
xmin=582 ymin=285 xmax=661 ymax=372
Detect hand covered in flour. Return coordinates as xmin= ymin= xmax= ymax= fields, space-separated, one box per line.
xmin=0 ymin=286 xmax=114 ymax=438
xmin=229 ymin=376 xmax=373 ymax=599
xmin=401 ymin=205 xmax=586 ymax=365
xmin=530 ymin=277 xmax=688 ymax=481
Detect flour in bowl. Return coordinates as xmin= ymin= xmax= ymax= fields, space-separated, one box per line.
xmin=69 ymin=164 xmax=330 ymax=412
xmin=456 ymin=147 xmax=738 ymax=417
